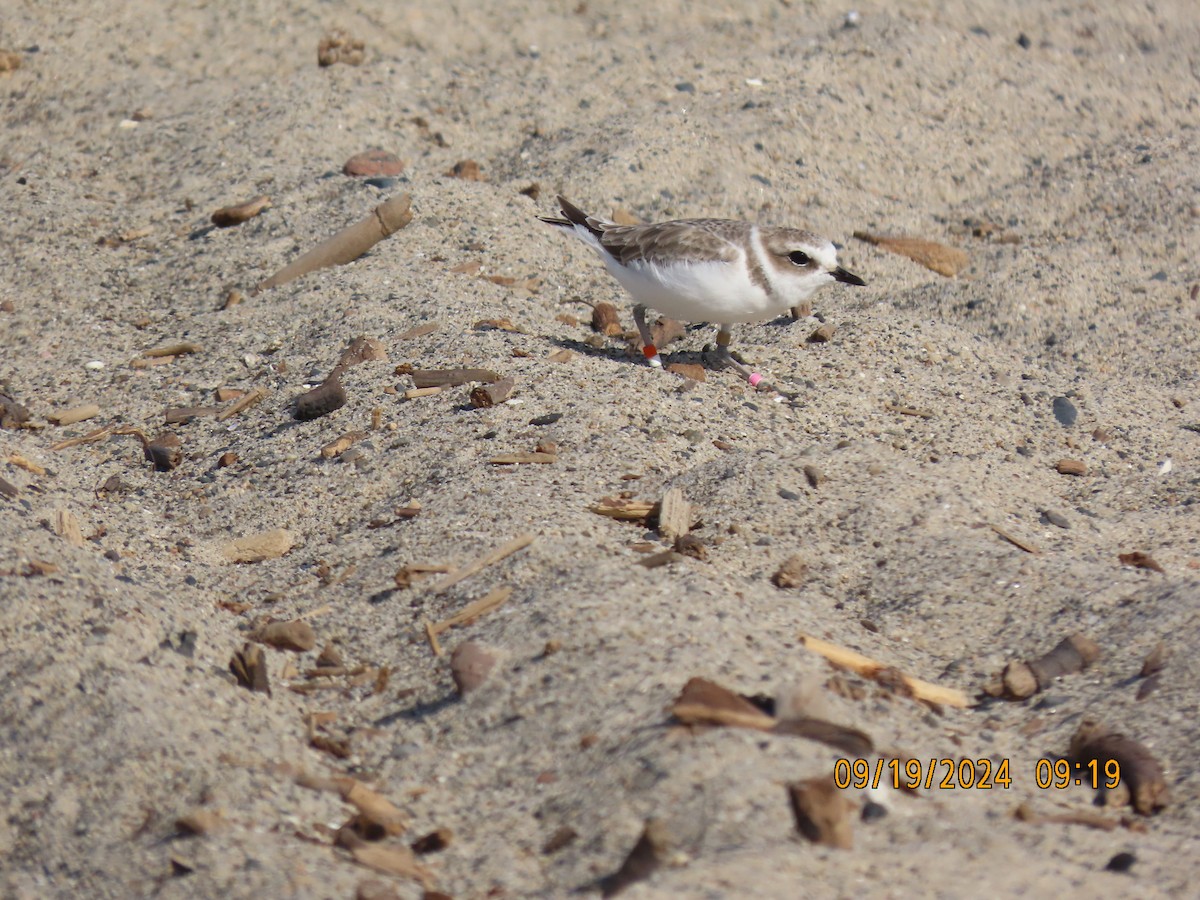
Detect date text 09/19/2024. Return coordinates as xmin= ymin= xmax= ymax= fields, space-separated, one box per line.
xmin=833 ymin=757 xmax=1122 ymax=792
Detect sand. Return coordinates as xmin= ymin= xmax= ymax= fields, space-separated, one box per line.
xmin=2 ymin=1 xmax=1198 ymax=897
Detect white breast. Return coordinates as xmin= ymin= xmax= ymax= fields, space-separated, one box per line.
xmin=602 ymin=251 xmax=788 ymax=324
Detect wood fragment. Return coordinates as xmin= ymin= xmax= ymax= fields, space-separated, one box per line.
xmin=394 ymin=563 xmax=452 ymax=589
xmin=488 ymin=451 xmax=557 ymax=465
xmin=787 ymin=775 xmax=854 ymax=848
xmin=48 ymin=404 xmax=101 ymax=426
xmin=1014 ymin=803 xmax=1118 ymax=832
xmin=7 ymin=454 xmax=44 ymax=475
xmin=338 ymin=336 xmax=388 ymax=368
xmin=339 ymin=836 xmax=431 ymax=886
xmin=665 ymin=362 xmax=706 ymax=382
xmin=636 ymin=550 xmax=683 ymax=568
xmin=222 ymin=528 xmax=294 ymax=563
xmin=1118 ymin=551 xmax=1164 ymax=574
xmin=402 ymin=385 xmax=452 ymax=400
xmin=431 ymin=534 xmax=535 ymax=594
xmin=0 ymin=476 xmax=18 ymax=500
xmin=397 ymin=322 xmax=439 ymax=341
xmin=211 ymin=195 xmax=271 ymax=227
xmin=338 ymin=779 xmax=409 ymax=836
xmin=321 ymin=430 xmax=368 ymax=459
xmin=140 ymin=342 xmax=201 ymax=359
xmin=854 ymin=231 xmax=969 ymax=277
xmin=230 ymin=643 xmax=271 ymax=695
xmin=217 ymin=386 xmax=268 ymax=421
xmin=672 ymin=677 xmax=777 ymax=731
xmin=1068 ymin=719 xmax=1169 ymax=815
xmin=469 ymin=376 xmax=515 ymax=408
xmin=991 ymin=524 xmax=1042 ymax=554
xmin=987 ymin=634 xmax=1101 ymax=700
xmin=807 ymin=324 xmax=837 ymax=343
xmin=164 ymin=406 xmax=219 ymax=425
xmin=175 ymin=809 xmax=227 ymax=835
xmin=410 ymin=827 xmax=452 ymax=854
xmin=589 ymin=496 xmax=656 ymax=522
xmin=656 ymin=487 xmax=691 ymax=542
xmin=253 ymin=619 xmax=317 ymax=652
xmin=546 ymin=348 xmax=574 ymax=363
xmin=129 ymin=355 xmax=176 ymax=368
xmin=590 ymin=302 xmax=622 ymax=336
xmin=425 ymin=587 xmax=512 ymax=656
xmin=885 ymin=402 xmax=934 ymax=419
xmin=144 ymin=432 xmax=182 ymax=471
xmin=599 ymin=819 xmax=670 ymax=898
xmin=255 ymin=194 xmax=413 ymax=293
xmin=798 ymin=633 xmax=971 ymax=708
xmin=410 ymin=368 xmax=501 ymax=389
xmin=1139 ymin=642 xmax=1168 ymax=678
xmin=54 ymin=509 xmax=85 ymax=547
xmin=50 ymin=425 xmax=113 ymax=451
xmin=771 ymin=555 xmax=808 ymax=589
xmin=1056 ymin=458 xmax=1088 ymax=476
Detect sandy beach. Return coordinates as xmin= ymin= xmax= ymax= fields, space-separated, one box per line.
xmin=2 ymin=2 xmax=1198 ymax=897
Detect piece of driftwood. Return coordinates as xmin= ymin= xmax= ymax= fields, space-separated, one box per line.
xmin=672 ymin=677 xmax=873 ymax=755
xmin=656 ymin=487 xmax=691 ymax=542
xmin=854 ymin=231 xmax=968 ymax=277
xmin=984 ymin=633 xmax=1100 ymax=700
xmin=787 ymin=775 xmax=854 ymax=848
xmin=599 ymin=819 xmax=671 ymax=898
xmin=431 ymin=534 xmax=534 ymax=594
xmin=256 ymin=194 xmax=413 ymax=293
xmin=424 ymin=587 xmax=512 ymax=657
xmin=410 ymin=368 xmax=501 ymax=389
xmin=1067 ymin=719 xmax=1169 ymax=815
xmin=798 ymin=633 xmax=971 ymax=708
xmin=217 ymin=386 xmax=268 ymax=421
xmin=469 ymin=376 xmax=515 ymax=408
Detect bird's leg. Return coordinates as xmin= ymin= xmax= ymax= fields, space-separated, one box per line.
xmin=714 ymin=328 xmax=770 ymax=390
xmin=632 ymin=304 xmax=664 ymax=369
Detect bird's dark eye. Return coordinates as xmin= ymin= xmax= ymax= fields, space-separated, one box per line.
xmin=788 ymin=251 xmax=811 ymax=267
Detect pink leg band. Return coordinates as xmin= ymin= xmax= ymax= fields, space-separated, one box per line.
xmin=748 ymin=373 xmax=763 ymax=387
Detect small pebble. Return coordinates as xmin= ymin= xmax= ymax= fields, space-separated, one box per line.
xmin=450 ymin=641 xmax=496 ymax=695
xmin=1052 ymin=396 xmax=1077 ymax=426
xmin=343 ymin=150 xmax=405 ymax=178
xmin=1041 ymin=509 xmax=1070 ymax=529
xmin=1105 ymin=852 xmax=1136 ymax=873
xmin=295 ymin=375 xmax=347 ymax=421
xmin=85 ymin=360 xmax=105 ymax=371
xmin=860 ymin=800 xmax=887 ymax=822
xmin=778 ymin=488 xmax=801 ymax=501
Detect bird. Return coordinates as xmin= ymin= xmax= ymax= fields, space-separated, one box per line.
xmin=538 ymin=196 xmax=865 ymax=388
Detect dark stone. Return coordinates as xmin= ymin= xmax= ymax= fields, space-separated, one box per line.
xmin=1052 ymin=396 xmax=1077 ymax=426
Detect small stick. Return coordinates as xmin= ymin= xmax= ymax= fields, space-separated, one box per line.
xmin=410 ymin=368 xmax=501 ymax=388
xmin=469 ymin=376 xmax=516 ymax=408
xmin=424 ymin=586 xmax=513 ymax=657
xmin=7 ymin=454 xmax=45 ymax=475
xmin=50 ymin=425 xmax=113 ymax=451
xmin=488 ymin=452 xmax=557 ymax=465
xmin=140 ymin=342 xmax=201 ymax=358
xmin=403 ymin=385 xmax=453 ymax=400
xmin=798 ymin=633 xmax=971 ymax=708
xmin=992 ymin=524 xmax=1042 ymax=555
xmin=255 ymin=194 xmax=413 ymax=293
xmin=217 ymin=386 xmax=268 ymax=421
xmin=432 ymin=533 xmax=535 ymax=594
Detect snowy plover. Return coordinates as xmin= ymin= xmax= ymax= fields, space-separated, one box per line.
xmin=539 ymin=196 xmax=865 ymax=387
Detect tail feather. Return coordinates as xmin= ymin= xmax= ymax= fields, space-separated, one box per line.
xmin=537 ymin=196 xmax=605 ymax=238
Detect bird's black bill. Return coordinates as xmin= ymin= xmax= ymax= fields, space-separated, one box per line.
xmin=833 ymin=266 xmax=866 ymax=286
